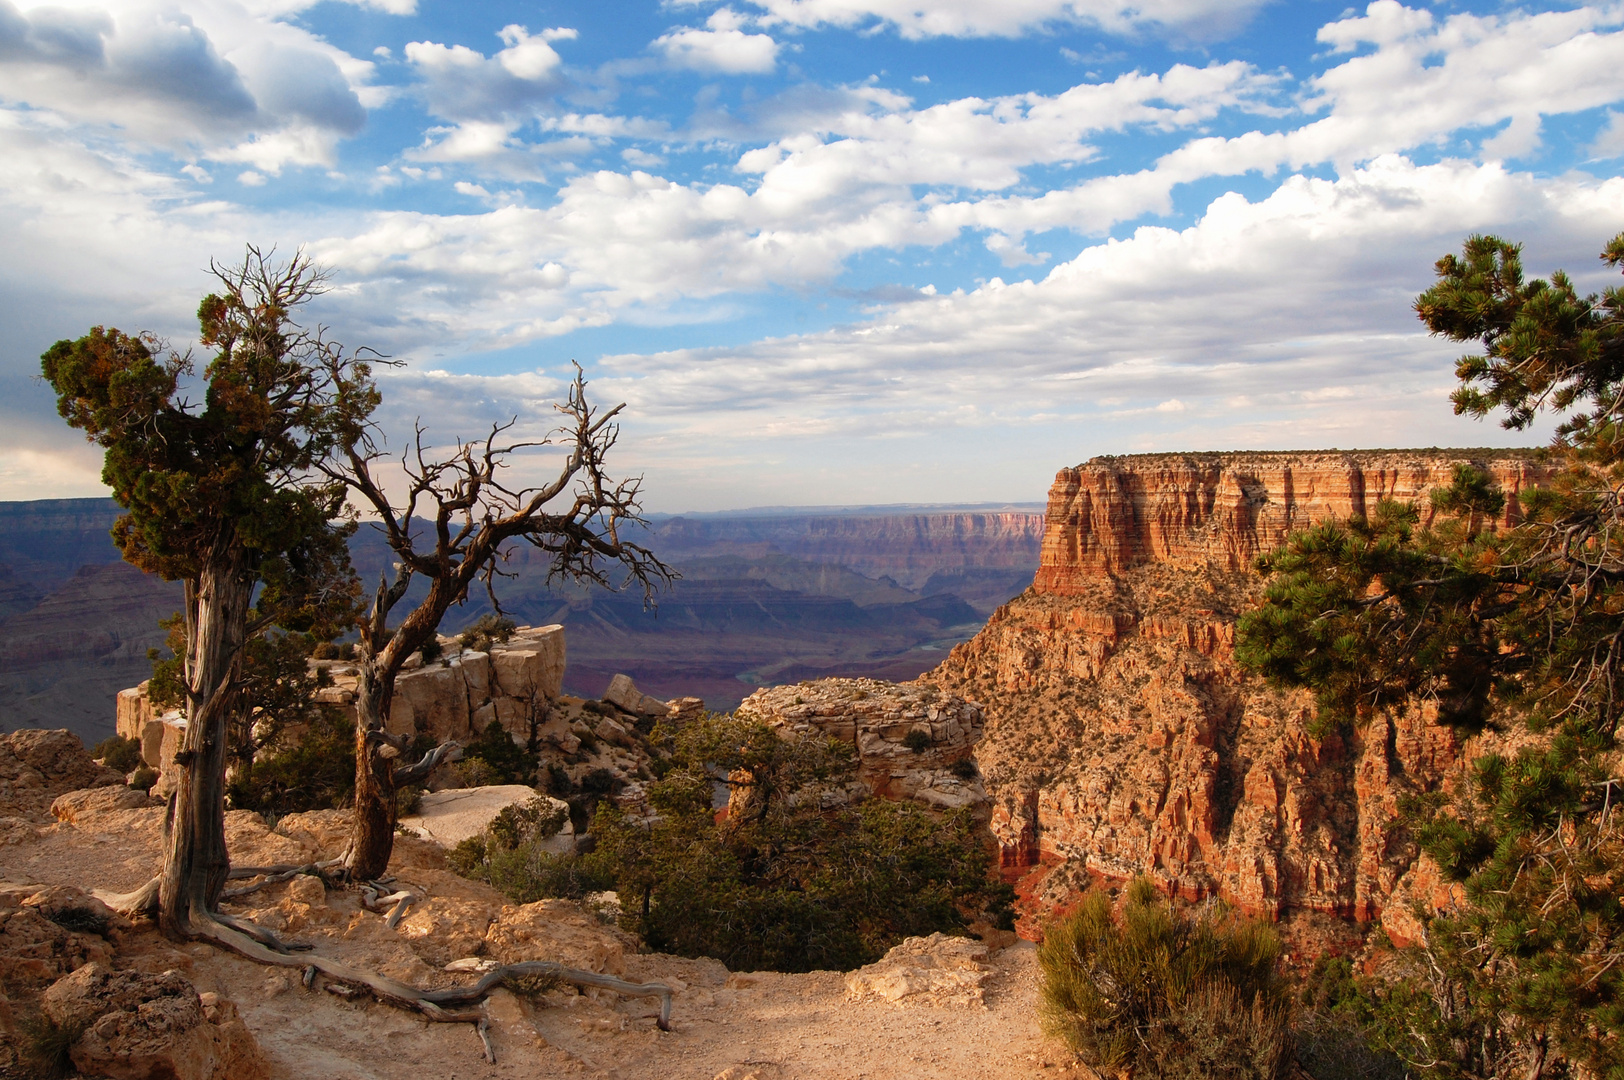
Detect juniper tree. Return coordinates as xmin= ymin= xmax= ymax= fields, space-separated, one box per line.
xmin=1235 ymin=233 xmax=1624 ymax=1079
xmin=41 ymin=247 xmax=367 ymax=940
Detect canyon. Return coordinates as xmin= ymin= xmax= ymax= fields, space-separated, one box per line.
xmin=925 ymin=448 xmax=1550 ymax=943
xmin=0 ymin=501 xmax=1043 ymax=741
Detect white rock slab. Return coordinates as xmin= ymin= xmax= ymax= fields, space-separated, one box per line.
xmin=398 ymin=785 xmax=574 ymax=852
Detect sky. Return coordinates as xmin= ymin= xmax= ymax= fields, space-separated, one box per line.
xmin=2 ymin=0 xmax=1621 ymax=512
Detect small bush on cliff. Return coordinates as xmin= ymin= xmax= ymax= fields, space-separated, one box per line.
xmin=1039 ymin=878 xmax=1291 ymax=1080
xmin=586 ymin=713 xmax=1014 ymax=972
xmin=92 ymin=735 xmax=141 ymax=774
xmin=460 ymin=719 xmax=537 ymax=786
xmin=458 ymin=614 xmax=516 ymax=654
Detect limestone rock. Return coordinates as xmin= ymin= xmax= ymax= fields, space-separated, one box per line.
xmin=844 ymin=933 xmax=996 ymax=1006
xmin=50 ymin=784 xmax=159 ymax=825
xmin=491 ymin=624 xmax=565 ymax=700
xmin=400 ymin=786 xmax=574 ymax=851
xmin=484 ymin=898 xmax=634 ymax=975
xmin=736 ymin=678 xmax=985 ymax=809
xmin=0 ymin=902 xmax=114 ymax=988
xmin=666 ymin=696 xmax=705 ymax=724
xmin=603 ymin=674 xmax=667 ymax=717
xmin=0 ymin=728 xmax=124 ymax=820
xmin=42 ymin=963 xmax=267 ymax=1080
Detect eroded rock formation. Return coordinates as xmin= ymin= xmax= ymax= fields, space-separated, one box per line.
xmin=927 ymin=450 xmax=1547 ymax=940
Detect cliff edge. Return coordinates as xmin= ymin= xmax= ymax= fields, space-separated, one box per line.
xmin=928 ymin=449 xmax=1550 ymax=943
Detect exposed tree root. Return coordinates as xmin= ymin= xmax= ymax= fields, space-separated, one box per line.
xmin=221 ymin=860 xmax=345 ymax=900
xmin=95 ymin=876 xmax=160 ymax=917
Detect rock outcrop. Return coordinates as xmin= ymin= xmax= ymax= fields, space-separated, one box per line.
xmin=927 ymin=449 xmax=1548 ymax=938
xmin=736 ymin=678 xmax=986 ymax=811
xmin=0 ymin=728 xmax=124 ymax=820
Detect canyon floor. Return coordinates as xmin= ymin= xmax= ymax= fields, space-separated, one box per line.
xmin=4 ymin=794 xmax=1077 ymax=1080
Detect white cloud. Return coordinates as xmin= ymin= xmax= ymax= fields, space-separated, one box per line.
xmin=404 ymin=24 xmax=571 ymax=122
xmin=654 ymin=9 xmax=779 ymax=74
xmin=0 ymin=0 xmax=380 ymax=169
xmin=735 ymin=0 xmax=1272 ymax=40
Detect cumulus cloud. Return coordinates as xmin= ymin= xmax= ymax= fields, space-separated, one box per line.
xmin=654 ymin=8 xmax=779 ymax=74
xmin=404 ymin=24 xmax=573 ymax=121
xmin=728 ymin=0 xmax=1272 ymax=39
xmin=0 ymin=0 xmax=378 ymax=169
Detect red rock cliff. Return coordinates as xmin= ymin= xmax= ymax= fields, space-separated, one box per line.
xmin=927 ymin=449 xmax=1550 ymax=943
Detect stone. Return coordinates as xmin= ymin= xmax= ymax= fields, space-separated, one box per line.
xmin=399 ymin=786 xmax=574 ymax=851
xmin=666 ymin=696 xmax=705 ymax=724
xmin=926 ymin=448 xmax=1545 ymax=941
xmin=736 ymin=679 xmax=985 ymax=809
xmin=491 ymin=625 xmax=566 ymax=700
xmin=21 ymin=885 xmax=115 ymax=932
xmin=0 ymin=729 xmax=124 ymax=821
xmin=392 ymin=662 xmax=472 ymax=741
xmin=395 ymin=898 xmax=499 ymax=967
xmin=603 ymin=674 xmax=667 ymax=717
xmin=42 ymin=963 xmax=267 ymax=1080
xmin=484 ymin=898 xmax=633 ymax=975
xmin=844 ymin=933 xmax=995 ymax=1006
xmin=50 ymin=784 xmax=159 ymax=825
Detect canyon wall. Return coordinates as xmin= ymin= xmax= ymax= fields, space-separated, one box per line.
xmin=927 ymin=449 xmax=1550 ymax=941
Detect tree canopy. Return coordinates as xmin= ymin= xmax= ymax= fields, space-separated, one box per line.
xmin=1235 ymin=232 xmax=1624 ymax=1080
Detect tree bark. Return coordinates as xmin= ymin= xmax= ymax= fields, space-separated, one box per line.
xmin=349 ymin=664 xmax=398 ymax=881
xmin=158 ymin=541 xmax=254 ymax=938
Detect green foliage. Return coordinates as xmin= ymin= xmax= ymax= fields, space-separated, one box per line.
xmin=587 ymin=713 xmax=1014 ymax=972
xmin=226 ymin=710 xmax=355 ymax=816
xmin=448 ymin=796 xmax=612 ymax=904
xmin=128 ymin=766 xmax=157 ymax=792
xmin=902 ymin=728 xmax=932 ymax=753
xmin=458 ymin=614 xmax=516 ymax=654
xmin=461 ymin=719 xmax=538 ymax=786
xmin=949 ymin=757 xmax=979 ymax=780
xmin=1038 ymin=879 xmax=1292 ymax=1080
xmin=1235 ymin=230 xmax=1624 ymax=1078
xmin=418 ymin=638 xmax=443 ymax=664
xmin=92 ymin=735 xmax=141 ymax=774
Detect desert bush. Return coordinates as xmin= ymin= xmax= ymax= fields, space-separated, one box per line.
xmin=589 ymin=712 xmax=1014 ymax=972
xmin=1039 ymin=878 xmax=1292 ymax=1080
xmin=226 ymin=710 xmax=355 ymax=815
xmin=128 ymin=766 xmax=157 ymax=792
xmin=17 ymin=1010 xmax=88 ymax=1080
xmin=418 ymin=638 xmax=444 ymax=664
xmin=92 ymin=734 xmax=142 ymax=774
xmin=902 ymin=729 xmax=932 ymax=753
xmin=949 ymin=757 xmax=978 ymax=780
xmin=448 ymin=796 xmax=610 ymax=903
xmin=458 ymin=614 xmax=516 ymax=654
xmin=460 ymin=718 xmax=537 ymax=786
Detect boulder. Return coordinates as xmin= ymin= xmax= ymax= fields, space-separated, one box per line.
xmin=843 ymin=933 xmax=996 ymax=1006
xmin=0 ymin=904 xmax=114 ymax=988
xmin=603 ymin=674 xmax=667 ymax=717
xmin=490 ymin=625 xmax=565 ymax=700
xmin=42 ymin=963 xmax=267 ymax=1080
xmin=666 ymin=696 xmax=705 ymax=725
xmin=399 ymin=786 xmax=574 ymax=852
xmin=0 ymin=729 xmax=125 ymax=821
xmin=51 ymin=785 xmax=160 ymax=825
xmin=484 ymin=898 xmax=633 ymax=975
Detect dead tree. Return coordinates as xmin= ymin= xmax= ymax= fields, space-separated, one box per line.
xmin=327 ymin=366 xmax=674 ymax=881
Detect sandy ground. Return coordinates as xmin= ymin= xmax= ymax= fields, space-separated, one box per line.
xmin=3 ymin=805 xmax=1081 ymax=1080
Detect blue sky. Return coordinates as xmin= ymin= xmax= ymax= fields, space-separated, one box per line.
xmin=2 ymin=0 xmax=1622 ymax=511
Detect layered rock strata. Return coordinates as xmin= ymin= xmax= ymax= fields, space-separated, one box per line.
xmin=927 ymin=449 xmax=1549 ymax=935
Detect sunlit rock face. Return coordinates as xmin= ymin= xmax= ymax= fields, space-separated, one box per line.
xmin=927 ymin=450 xmax=1549 ymax=942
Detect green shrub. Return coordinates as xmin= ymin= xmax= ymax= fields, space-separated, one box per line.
xmin=460 ymin=719 xmax=536 ymax=786
xmin=92 ymin=735 xmax=142 ymax=774
xmin=448 ymin=796 xmax=611 ymax=904
xmin=588 ymin=713 xmax=1014 ymax=972
xmin=128 ymin=766 xmax=158 ymax=792
xmin=226 ymin=711 xmax=355 ymax=815
xmin=458 ymin=614 xmax=516 ymax=654
xmin=949 ymin=757 xmax=978 ymax=780
xmin=902 ymin=729 xmax=932 ymax=753
xmin=1039 ymin=878 xmax=1292 ymax=1080
xmin=418 ymin=638 xmax=443 ymax=664
xmin=18 ymin=1010 xmax=88 ymax=1079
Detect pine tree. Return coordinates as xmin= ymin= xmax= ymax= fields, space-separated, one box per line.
xmin=1236 ymin=233 xmax=1624 ymax=1079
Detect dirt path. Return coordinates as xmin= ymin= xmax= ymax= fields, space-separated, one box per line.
xmin=3 ymin=804 xmax=1080 ymax=1080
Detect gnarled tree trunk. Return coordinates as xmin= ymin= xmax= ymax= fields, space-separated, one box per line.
xmin=159 ymin=540 xmax=254 ymax=938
